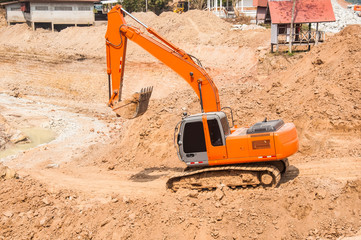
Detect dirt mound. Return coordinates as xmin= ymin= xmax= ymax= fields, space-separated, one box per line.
xmin=265 ymin=24 xmax=361 ymax=131
xmin=127 ymin=10 xmax=232 ymax=45
xmin=0 ymin=10 xmax=268 ymax=67
xmin=0 ymin=8 xmax=5 ymax=27
xmin=0 ymin=23 xmax=106 ymax=58
xmin=1 ymin=175 xmax=360 ymax=239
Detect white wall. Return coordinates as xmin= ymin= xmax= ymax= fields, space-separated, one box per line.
xmin=27 ymin=2 xmax=94 ymax=24
xmin=5 ymin=3 xmax=26 ymax=23
xmin=235 ymin=0 xmax=256 ymax=17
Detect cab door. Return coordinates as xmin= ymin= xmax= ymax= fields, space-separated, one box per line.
xmin=178 ymin=119 xmax=208 ymax=166
xmin=203 ymin=115 xmax=228 ymax=164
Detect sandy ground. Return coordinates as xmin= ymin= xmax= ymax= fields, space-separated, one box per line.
xmin=0 ymin=10 xmax=360 ymax=240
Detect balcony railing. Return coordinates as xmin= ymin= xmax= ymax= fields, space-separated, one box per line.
xmin=278 ymin=30 xmax=325 ymax=44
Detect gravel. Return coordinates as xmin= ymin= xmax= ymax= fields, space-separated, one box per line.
xmin=319 ymin=0 xmax=361 ymax=32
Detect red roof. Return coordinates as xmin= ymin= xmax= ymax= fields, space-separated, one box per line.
xmin=253 ymin=0 xmax=268 ymax=7
xmin=269 ymin=0 xmax=336 ymax=24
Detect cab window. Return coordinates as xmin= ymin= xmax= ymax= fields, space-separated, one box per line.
xmin=207 ymin=119 xmax=223 ymax=146
xmin=183 ymin=121 xmax=206 ymax=153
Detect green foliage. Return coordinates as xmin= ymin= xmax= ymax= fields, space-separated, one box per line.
xmin=148 ymin=0 xmax=171 ymax=14
xmin=122 ymin=0 xmax=171 ymax=15
xmin=122 ymin=0 xmax=145 ymax=13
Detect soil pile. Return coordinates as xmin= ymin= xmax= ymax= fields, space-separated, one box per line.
xmin=128 ymin=10 xmax=232 ymax=45
xmin=1 ymin=174 xmax=360 ymax=239
xmin=0 ymin=10 xmax=268 ymax=66
xmin=0 ymin=24 xmax=106 ymax=58
xmin=0 ymin=9 xmax=5 ymax=26
xmin=266 ymin=24 xmax=361 ymax=131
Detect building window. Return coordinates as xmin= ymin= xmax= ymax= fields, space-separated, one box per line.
xmin=54 ymin=6 xmax=73 ymax=11
xmin=11 ymin=7 xmax=21 ymax=11
xmin=35 ymin=6 xmax=48 ymax=11
xmin=278 ymin=24 xmax=288 ymax=34
xmin=78 ymin=6 xmax=91 ymax=11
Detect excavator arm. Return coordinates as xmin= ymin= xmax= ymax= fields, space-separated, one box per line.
xmin=105 ymin=5 xmax=221 ymax=116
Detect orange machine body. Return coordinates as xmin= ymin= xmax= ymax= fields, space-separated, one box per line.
xmin=213 ymin=123 xmax=298 ymax=165
xmin=179 ymin=112 xmax=298 ymax=168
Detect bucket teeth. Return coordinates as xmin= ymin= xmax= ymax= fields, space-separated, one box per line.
xmin=133 ymin=86 xmax=153 ymax=118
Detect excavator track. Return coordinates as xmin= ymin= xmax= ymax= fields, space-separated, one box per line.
xmin=166 ymin=164 xmax=282 ymax=192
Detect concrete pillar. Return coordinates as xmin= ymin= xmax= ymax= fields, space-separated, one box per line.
xmin=215 ymin=0 xmax=217 ymax=13
xmin=31 ymin=21 xmax=35 ymax=31
xmin=208 ymin=0 xmax=210 ymax=11
xmin=241 ymin=0 xmax=244 ymax=13
xmin=51 ymin=22 xmax=54 ymax=32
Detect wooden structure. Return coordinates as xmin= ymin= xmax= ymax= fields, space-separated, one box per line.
xmin=266 ymin=0 xmax=336 ymax=52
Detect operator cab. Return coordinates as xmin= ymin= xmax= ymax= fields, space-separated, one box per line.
xmin=175 ymin=112 xmax=230 ymax=166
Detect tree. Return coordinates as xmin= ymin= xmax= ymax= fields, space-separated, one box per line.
xmin=192 ymin=0 xmax=205 ymax=9
xmin=122 ymin=0 xmax=171 ymax=14
xmin=232 ymin=0 xmax=240 ymax=17
xmin=148 ymin=0 xmax=170 ymax=14
xmin=289 ymin=0 xmax=296 ymax=53
xmin=122 ymin=0 xmax=145 ymax=13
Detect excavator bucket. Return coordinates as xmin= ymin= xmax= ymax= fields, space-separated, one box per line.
xmin=133 ymin=86 xmax=153 ymax=118
xmin=112 ymin=87 xmax=153 ymax=119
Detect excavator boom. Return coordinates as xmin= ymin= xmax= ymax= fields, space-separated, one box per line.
xmin=105 ymin=5 xmax=221 ymax=116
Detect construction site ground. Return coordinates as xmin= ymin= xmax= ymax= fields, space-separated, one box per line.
xmin=0 ymin=10 xmax=360 ymax=240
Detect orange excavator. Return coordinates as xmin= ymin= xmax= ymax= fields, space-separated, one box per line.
xmin=105 ymin=5 xmax=299 ymax=191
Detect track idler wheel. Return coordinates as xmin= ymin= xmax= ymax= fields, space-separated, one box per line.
xmin=260 ymin=172 xmax=274 ymax=186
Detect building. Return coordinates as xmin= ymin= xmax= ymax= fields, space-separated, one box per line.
xmin=267 ymin=0 xmax=336 ymax=52
xmin=1 ymin=1 xmax=26 ymax=25
xmin=4 ymin=0 xmax=98 ymax=31
xmin=206 ymin=0 xmax=256 ymax=18
xmin=234 ymin=0 xmax=256 ymax=17
xmin=253 ymin=0 xmax=268 ymax=24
